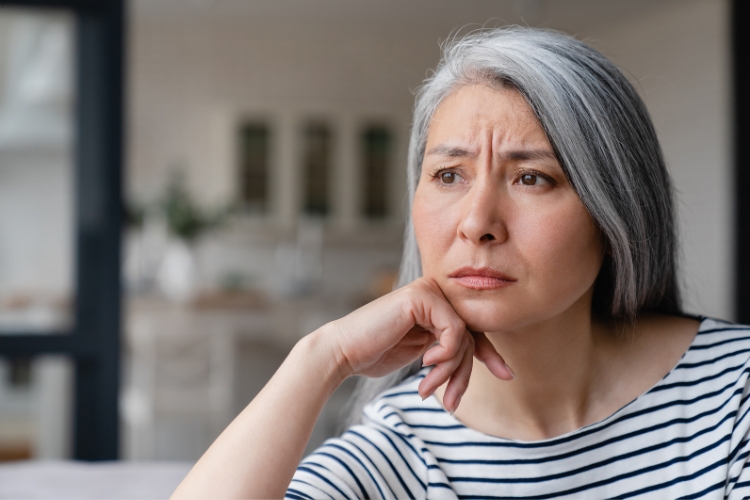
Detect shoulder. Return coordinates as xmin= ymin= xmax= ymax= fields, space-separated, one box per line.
xmin=653 ymin=317 xmax=750 ymax=414
xmin=623 ymin=317 xmax=750 ymax=428
xmin=657 ymin=316 xmax=750 ymax=387
xmin=681 ymin=317 xmax=750 ymax=369
xmin=362 ymin=368 xmax=466 ymax=442
xmin=288 ymin=371 xmax=440 ymax=500
xmin=695 ymin=316 xmax=750 ymax=340
xmin=632 ymin=315 xmax=750 ymax=381
xmin=687 ymin=320 xmax=750 ymax=495
xmin=363 ymin=368 xmax=436 ymax=424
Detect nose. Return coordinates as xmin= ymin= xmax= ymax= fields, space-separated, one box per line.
xmin=456 ymin=177 xmax=509 ymax=245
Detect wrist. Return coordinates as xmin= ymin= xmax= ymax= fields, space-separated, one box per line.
xmin=296 ymin=323 xmax=351 ymax=393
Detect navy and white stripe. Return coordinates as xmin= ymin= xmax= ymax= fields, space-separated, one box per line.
xmin=287 ymin=318 xmax=750 ymax=499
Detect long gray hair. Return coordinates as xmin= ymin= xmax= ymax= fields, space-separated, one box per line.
xmin=343 ymin=26 xmax=681 ymax=428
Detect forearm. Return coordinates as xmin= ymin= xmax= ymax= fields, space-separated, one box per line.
xmin=171 ymin=278 xmax=483 ymax=498
xmin=171 ymin=327 xmax=349 ymax=499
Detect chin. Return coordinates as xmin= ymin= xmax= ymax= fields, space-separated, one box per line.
xmin=448 ymin=297 xmax=518 ymax=333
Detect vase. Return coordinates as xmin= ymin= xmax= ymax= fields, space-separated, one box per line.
xmin=156 ymin=239 xmax=196 ymax=303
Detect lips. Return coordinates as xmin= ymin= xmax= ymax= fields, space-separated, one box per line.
xmin=448 ymin=267 xmax=516 ymax=290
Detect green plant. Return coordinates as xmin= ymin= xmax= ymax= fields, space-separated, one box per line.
xmin=162 ymin=171 xmax=224 ymax=242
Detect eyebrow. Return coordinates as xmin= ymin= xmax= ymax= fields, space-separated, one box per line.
xmin=425 ymin=144 xmax=556 ymax=162
xmin=425 ymin=144 xmax=478 ymax=158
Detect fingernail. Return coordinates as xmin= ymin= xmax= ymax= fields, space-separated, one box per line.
xmin=455 ymin=395 xmax=463 ymax=409
xmin=505 ymin=362 xmax=516 ymax=379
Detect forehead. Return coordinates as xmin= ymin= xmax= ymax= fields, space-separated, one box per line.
xmin=426 ymin=83 xmax=550 ymax=151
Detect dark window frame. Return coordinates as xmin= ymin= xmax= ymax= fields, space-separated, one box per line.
xmin=238 ymin=121 xmax=271 ymax=213
xmin=361 ymin=124 xmax=392 ymax=220
xmin=0 ymin=0 xmax=124 ymax=460
xmin=734 ymin=0 xmax=750 ymax=323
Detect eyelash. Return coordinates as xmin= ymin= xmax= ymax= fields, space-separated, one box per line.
xmin=428 ymin=167 xmax=556 ymax=187
xmin=515 ymin=170 xmax=556 ymax=187
xmin=428 ymin=167 xmax=462 ymax=186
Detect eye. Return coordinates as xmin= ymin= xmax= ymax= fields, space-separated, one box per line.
xmin=440 ymin=171 xmax=457 ymax=184
xmin=516 ymin=171 xmax=554 ymax=187
xmin=520 ymin=173 xmax=539 ymax=185
xmin=429 ymin=167 xmax=463 ymax=186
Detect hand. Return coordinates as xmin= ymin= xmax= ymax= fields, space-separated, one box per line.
xmin=325 ymin=278 xmax=513 ymax=412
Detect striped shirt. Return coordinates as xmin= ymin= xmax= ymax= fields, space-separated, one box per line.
xmin=286 ymin=318 xmax=750 ymax=499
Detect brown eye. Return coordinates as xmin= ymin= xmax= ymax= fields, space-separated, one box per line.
xmin=440 ymin=172 xmax=457 ymax=184
xmin=520 ymin=174 xmax=537 ymax=185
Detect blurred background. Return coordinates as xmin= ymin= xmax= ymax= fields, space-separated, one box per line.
xmin=0 ymin=0 xmax=737 ymax=489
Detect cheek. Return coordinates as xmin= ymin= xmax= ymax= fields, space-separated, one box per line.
xmin=412 ymin=188 xmax=456 ymax=274
xmin=517 ymin=203 xmax=603 ymax=289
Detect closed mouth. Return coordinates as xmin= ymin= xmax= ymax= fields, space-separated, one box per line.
xmin=448 ymin=267 xmax=516 ymax=290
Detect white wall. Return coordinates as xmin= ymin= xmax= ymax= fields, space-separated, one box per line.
xmin=582 ymin=0 xmax=732 ymax=319
xmin=127 ymin=0 xmax=733 ymax=319
xmin=0 ymin=150 xmax=73 ymax=296
xmin=127 ymin=15 xmax=422 ymax=229
xmin=0 ymin=10 xmax=75 ymax=300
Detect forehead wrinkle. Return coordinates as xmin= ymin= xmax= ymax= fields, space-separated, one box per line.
xmin=497 ymin=149 xmax=557 ymax=162
xmin=488 ymin=108 xmax=555 ymax=164
xmin=426 ymin=84 xmax=551 ymax=164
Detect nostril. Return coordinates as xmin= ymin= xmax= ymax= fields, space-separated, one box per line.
xmin=480 ymin=233 xmax=496 ymax=242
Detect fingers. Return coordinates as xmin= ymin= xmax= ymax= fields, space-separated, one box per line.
xmin=442 ymin=341 xmax=474 ymax=412
xmin=407 ymin=280 xmax=466 ymax=359
xmin=418 ymin=314 xmax=464 ymax=365
xmin=418 ymin=334 xmax=469 ymax=400
xmin=418 ymin=333 xmax=474 ymax=412
xmin=473 ymin=331 xmax=515 ymax=380
xmin=423 ymin=330 xmax=514 ymax=384
xmin=418 ymin=329 xmax=514 ymax=411
xmin=420 ymin=342 xmax=443 ymax=367
xmin=332 ymin=278 xmax=463 ymax=378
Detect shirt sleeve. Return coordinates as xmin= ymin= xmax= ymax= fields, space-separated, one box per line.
xmin=286 ymin=424 xmax=429 ymax=500
xmin=725 ymin=368 xmax=750 ymax=500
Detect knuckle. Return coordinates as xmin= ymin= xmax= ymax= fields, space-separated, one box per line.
xmin=402 ymin=283 xmax=428 ymax=306
xmin=412 ymin=277 xmax=431 ymax=292
xmin=452 ymin=317 xmax=466 ymax=332
xmin=400 ymin=283 xmax=417 ymax=300
xmin=398 ymin=287 xmax=419 ymax=311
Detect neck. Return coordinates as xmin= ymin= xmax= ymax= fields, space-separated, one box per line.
xmin=445 ymin=298 xmax=619 ymax=441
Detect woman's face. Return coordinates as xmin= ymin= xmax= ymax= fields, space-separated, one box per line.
xmin=413 ymin=83 xmax=604 ymax=333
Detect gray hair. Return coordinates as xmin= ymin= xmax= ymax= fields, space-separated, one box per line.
xmin=343 ymin=26 xmax=681 ymax=429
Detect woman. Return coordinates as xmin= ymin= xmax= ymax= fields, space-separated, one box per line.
xmin=173 ymin=27 xmax=750 ymax=499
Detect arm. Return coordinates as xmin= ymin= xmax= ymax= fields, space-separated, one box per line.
xmin=171 ymin=329 xmax=347 ymax=499
xmin=171 ymin=278 xmax=512 ymax=499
